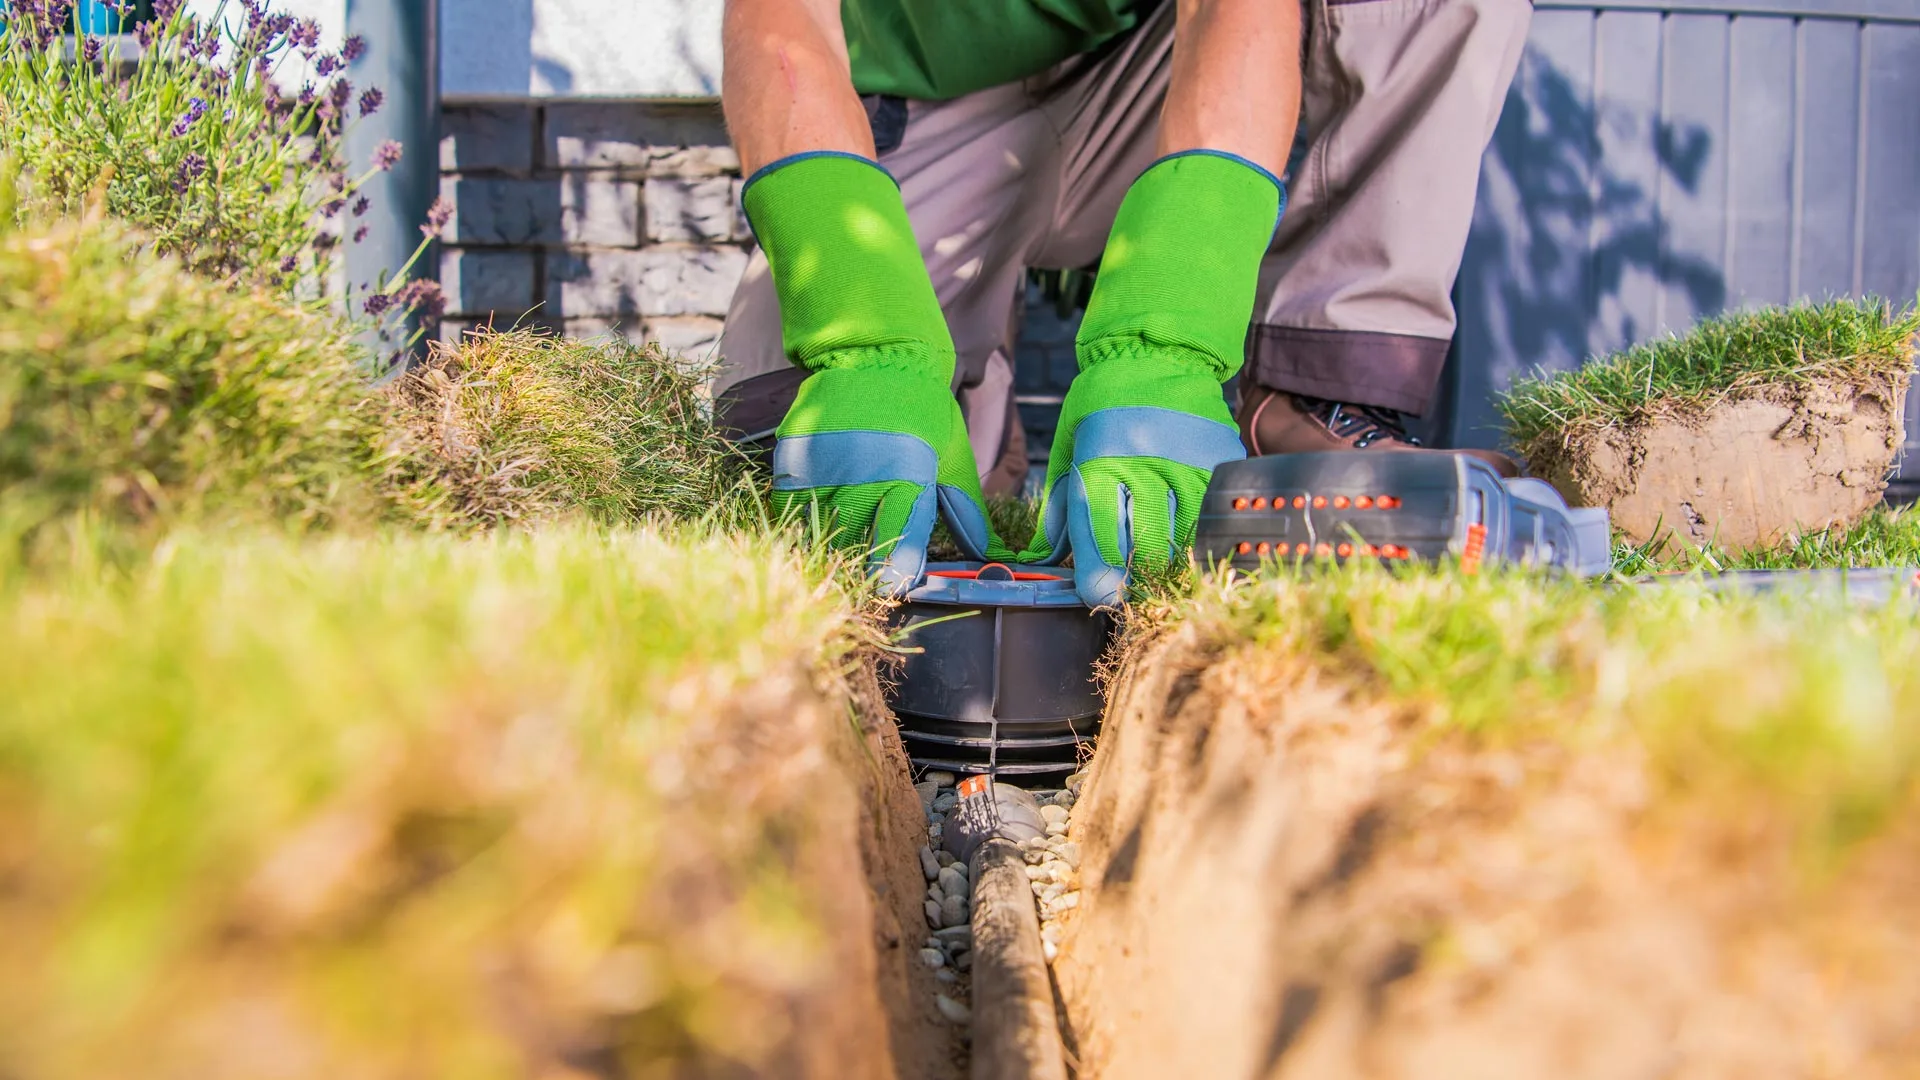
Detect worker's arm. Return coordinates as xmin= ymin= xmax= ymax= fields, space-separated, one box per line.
xmin=1024 ymin=0 xmax=1302 ymax=606
xmin=722 ymin=0 xmax=1009 ymax=592
xmin=720 ymin=0 xmax=872 ymax=173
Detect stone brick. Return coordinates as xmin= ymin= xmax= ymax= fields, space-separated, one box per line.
xmin=439 ymin=248 xmax=538 ymax=317
xmin=643 ymin=316 xmax=725 ymax=359
xmin=546 ymin=246 xmax=748 ymax=319
xmin=440 ymin=105 xmax=535 ymax=173
xmin=544 ymin=102 xmax=731 ymax=170
xmin=445 ymin=175 xmax=640 ymax=247
xmin=648 ymin=145 xmax=741 ymax=179
xmin=563 ymin=318 xmax=639 ymax=343
xmin=644 ymin=177 xmax=739 ymax=243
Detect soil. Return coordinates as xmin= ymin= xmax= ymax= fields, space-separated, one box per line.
xmin=841 ymin=660 xmax=971 ymax=1080
xmin=1528 ymin=376 xmax=1904 ymax=545
xmin=1050 ymin=620 xmax=1920 ymax=1079
xmin=1532 ymin=377 xmax=1907 ymax=551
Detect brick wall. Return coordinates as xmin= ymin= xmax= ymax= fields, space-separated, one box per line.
xmin=437 ymin=101 xmax=747 ymax=359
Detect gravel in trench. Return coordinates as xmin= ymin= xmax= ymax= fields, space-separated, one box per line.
xmin=916 ymin=769 xmax=1088 ymax=1031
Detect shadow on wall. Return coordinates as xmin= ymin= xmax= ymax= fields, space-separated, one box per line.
xmin=1442 ymin=52 xmax=1727 ymax=449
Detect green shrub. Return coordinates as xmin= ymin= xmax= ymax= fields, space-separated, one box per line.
xmin=0 ymin=203 xmax=380 ymax=548
xmin=372 ymin=329 xmax=760 ymax=532
xmin=0 ymin=0 xmax=413 ymax=289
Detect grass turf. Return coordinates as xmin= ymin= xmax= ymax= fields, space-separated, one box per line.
xmin=1155 ymin=559 xmax=1920 ymax=863
xmin=0 ymin=524 xmax=876 ymax=1078
xmin=1499 ymin=298 xmax=1920 ymax=461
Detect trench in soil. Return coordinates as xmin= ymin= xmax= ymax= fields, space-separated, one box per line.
xmin=851 ymin=605 xmax=1920 ymax=1080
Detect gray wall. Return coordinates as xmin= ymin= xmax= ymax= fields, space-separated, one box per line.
xmin=1446 ymin=0 xmax=1920 ymax=465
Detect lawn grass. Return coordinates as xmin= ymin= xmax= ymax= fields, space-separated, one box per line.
xmin=1614 ymin=503 xmax=1920 ymax=574
xmin=0 ymin=200 xmax=379 ymax=547
xmin=374 ymin=329 xmax=757 ymax=533
xmin=1161 ymin=559 xmax=1920 ymax=863
xmin=1499 ymin=298 xmax=1919 ymax=460
xmin=0 ymin=523 xmax=882 ymax=1078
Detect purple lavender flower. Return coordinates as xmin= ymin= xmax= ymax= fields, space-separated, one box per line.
xmin=153 ymin=0 xmax=182 ymax=22
xmin=357 ymin=88 xmax=384 ymax=118
xmin=171 ymin=153 xmax=209 ymax=194
xmin=313 ymin=233 xmax=337 ymax=252
xmin=315 ymin=54 xmax=342 ymax=77
xmin=256 ymin=55 xmax=273 ymax=78
xmin=321 ymin=197 xmax=346 ymax=218
xmin=297 ymin=82 xmax=318 ymax=105
xmin=135 ymin=20 xmax=157 ymax=49
xmin=241 ymin=0 xmax=266 ymax=28
xmin=341 ymin=35 xmax=367 ymax=62
xmin=351 ymin=196 xmax=370 ymax=217
xmin=328 ymin=79 xmax=353 ymax=109
xmin=289 ymin=19 xmax=320 ymax=52
xmin=82 ymin=37 xmax=103 ymax=63
xmin=352 ymin=225 xmax=369 ymax=243
xmin=169 ymin=98 xmax=209 ymax=138
xmin=363 ymin=292 xmax=394 ymax=316
xmin=280 ymin=256 xmax=299 ymax=274
xmin=420 ymin=196 xmax=454 ymax=239
xmin=372 ymin=140 xmax=403 ymax=172
xmin=398 ymin=279 xmax=448 ymax=318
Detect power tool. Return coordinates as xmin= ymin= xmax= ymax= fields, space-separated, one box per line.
xmin=1192 ymin=452 xmax=1612 ymax=575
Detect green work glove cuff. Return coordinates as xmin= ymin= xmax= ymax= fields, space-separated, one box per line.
xmin=1075 ymin=150 xmax=1285 ymax=383
xmin=741 ymin=151 xmax=954 ymax=383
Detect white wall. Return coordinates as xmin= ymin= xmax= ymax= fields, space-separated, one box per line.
xmin=442 ymin=0 xmax=721 ymax=101
xmin=227 ymin=0 xmax=721 ymax=100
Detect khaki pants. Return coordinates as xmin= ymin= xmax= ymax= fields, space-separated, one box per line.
xmin=715 ymin=0 xmax=1532 ymax=493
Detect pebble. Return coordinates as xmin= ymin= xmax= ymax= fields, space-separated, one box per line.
xmin=934 ymin=849 xmax=957 ymax=868
xmin=928 ymin=881 xmax=947 ymax=906
xmin=1040 ymin=804 xmax=1070 ymax=826
xmin=1031 ymin=881 xmax=1047 ymax=898
xmin=928 ymin=822 xmax=943 ymax=844
xmin=1040 ymin=883 xmax=1065 ymax=902
xmin=925 ymin=900 xmax=942 ymax=928
xmin=918 ymin=845 xmax=940 ymax=881
xmin=934 ymin=925 xmax=973 ymax=943
xmin=1066 ymin=771 xmax=1087 ymax=793
xmin=1052 ymin=892 xmax=1080 ymax=912
xmin=919 ymin=948 xmax=947 ymax=970
xmin=926 ymin=770 xmax=957 ymax=789
xmin=1043 ymin=940 xmax=1058 ymax=962
xmin=915 ymin=782 xmax=939 ymax=812
xmin=935 ymin=968 xmax=958 ymax=985
xmin=932 ymin=793 xmax=959 ymax=813
xmin=1046 ymin=822 xmax=1069 ymax=837
xmin=941 ymin=893 xmax=968 ymax=928
xmin=954 ymin=951 xmax=973 ymax=971
xmin=937 ymin=866 xmax=968 ymax=899
xmin=1052 ymin=841 xmax=1081 ymax=868
xmin=936 ymin=994 xmax=971 ymax=1024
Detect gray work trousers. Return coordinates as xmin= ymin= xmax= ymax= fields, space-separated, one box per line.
xmin=714 ymin=0 xmax=1532 ymax=493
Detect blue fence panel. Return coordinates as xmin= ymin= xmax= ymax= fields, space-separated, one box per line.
xmin=1447 ymin=0 xmax=1920 ymax=473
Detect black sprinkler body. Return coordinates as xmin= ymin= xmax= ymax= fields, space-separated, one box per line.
xmin=887 ymin=562 xmax=1112 ymax=779
xmin=1193 ymin=452 xmax=1612 ymax=575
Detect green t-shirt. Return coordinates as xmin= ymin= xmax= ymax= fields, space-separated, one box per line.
xmin=844 ymin=0 xmax=1144 ymax=100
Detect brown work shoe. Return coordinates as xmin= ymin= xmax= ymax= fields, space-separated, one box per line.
xmin=1238 ymin=386 xmax=1520 ymax=478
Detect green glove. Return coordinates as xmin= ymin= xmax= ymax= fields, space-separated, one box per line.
xmin=1021 ymin=151 xmax=1284 ymax=606
xmin=744 ymin=152 xmax=1010 ymax=593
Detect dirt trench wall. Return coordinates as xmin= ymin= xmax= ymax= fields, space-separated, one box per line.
xmin=1052 ymin=622 xmax=1920 ymax=1080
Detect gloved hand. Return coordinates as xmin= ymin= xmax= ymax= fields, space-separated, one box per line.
xmin=744 ymin=152 xmax=1011 ymax=593
xmin=1021 ymin=151 xmax=1284 ymax=606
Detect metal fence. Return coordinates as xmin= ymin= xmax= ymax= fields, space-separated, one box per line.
xmin=1442 ymin=0 xmax=1920 ymax=472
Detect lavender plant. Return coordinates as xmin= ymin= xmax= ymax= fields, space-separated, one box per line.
xmin=0 ymin=0 xmax=433 ymax=302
